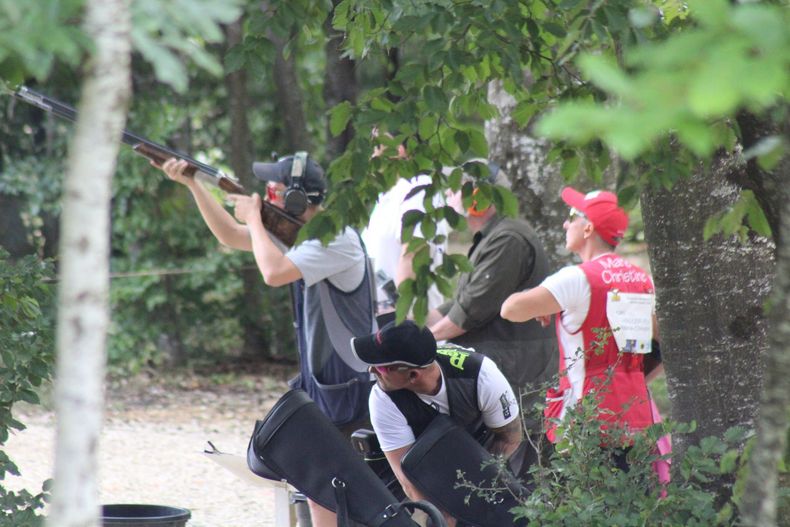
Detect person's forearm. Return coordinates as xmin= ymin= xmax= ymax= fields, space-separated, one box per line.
xmin=490 ymin=435 xmax=522 ymax=459
xmin=394 ymin=244 xmax=416 ymax=285
xmin=247 ymin=220 xmax=299 ymax=287
xmin=429 ymin=315 xmax=466 ymax=342
xmin=400 ymin=479 xmax=456 ymax=527
xmin=248 ymin=222 xmax=288 ymax=287
xmin=501 ymin=286 xmax=562 ymax=323
xmin=426 ymin=308 xmax=444 ymax=327
xmin=186 ymin=181 xmax=251 ymax=251
xmin=489 ymin=419 xmax=524 ymax=459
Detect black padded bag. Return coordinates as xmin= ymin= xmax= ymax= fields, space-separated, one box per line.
xmin=247 ymin=390 xmax=417 ymax=527
xmin=401 ymin=415 xmax=527 ymax=527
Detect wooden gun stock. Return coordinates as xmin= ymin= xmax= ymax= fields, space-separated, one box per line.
xmin=14 ymin=86 xmax=303 ymax=247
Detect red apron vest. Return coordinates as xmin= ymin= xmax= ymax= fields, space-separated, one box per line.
xmin=546 ymin=254 xmax=654 ymax=443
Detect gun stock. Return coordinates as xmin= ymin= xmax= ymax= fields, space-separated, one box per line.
xmin=13 ymin=86 xmax=303 ymax=246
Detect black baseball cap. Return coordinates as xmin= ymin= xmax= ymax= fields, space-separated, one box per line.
xmin=252 ymin=155 xmax=327 ymax=204
xmin=351 ymin=320 xmax=437 ymax=368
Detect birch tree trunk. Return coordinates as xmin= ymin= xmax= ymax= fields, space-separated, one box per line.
xmin=46 ymin=0 xmax=131 ymax=525
xmin=641 ymin=159 xmax=774 ymax=466
xmin=486 ymin=80 xmax=610 ymax=270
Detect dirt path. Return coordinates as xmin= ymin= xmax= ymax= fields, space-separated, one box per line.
xmin=5 ymin=370 xmax=294 ymax=527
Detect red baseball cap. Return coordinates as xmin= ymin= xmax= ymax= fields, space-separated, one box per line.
xmin=561 ymin=187 xmax=629 ymax=246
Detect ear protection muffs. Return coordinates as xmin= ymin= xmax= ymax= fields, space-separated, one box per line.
xmin=283 ymin=151 xmax=309 ymax=216
xmin=466 ymin=161 xmax=501 ymax=217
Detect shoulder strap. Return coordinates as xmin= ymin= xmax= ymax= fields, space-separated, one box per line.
xmin=316 ymin=228 xmax=378 ymax=372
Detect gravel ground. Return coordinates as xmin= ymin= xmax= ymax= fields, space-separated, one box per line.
xmin=5 ymin=370 xmax=295 ymax=527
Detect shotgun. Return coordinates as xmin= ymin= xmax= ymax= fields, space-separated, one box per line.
xmin=13 ymin=86 xmax=303 ymax=247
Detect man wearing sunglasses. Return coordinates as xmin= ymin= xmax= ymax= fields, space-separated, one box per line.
xmin=500 ymin=187 xmax=661 ymax=458
xmin=351 ymin=320 xmax=522 ymax=526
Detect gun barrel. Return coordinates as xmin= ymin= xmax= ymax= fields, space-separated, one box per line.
xmin=14 ymin=86 xmax=226 ymax=180
xmin=12 ymin=86 xmax=304 ymax=246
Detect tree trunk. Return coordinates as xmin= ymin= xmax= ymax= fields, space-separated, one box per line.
xmin=224 ymin=16 xmax=270 ymax=358
xmin=269 ymin=33 xmax=311 ymax=152
xmin=738 ymin=111 xmax=790 ymax=527
xmin=46 ymin=0 xmax=130 ymax=526
xmin=740 ymin=191 xmax=790 ymax=527
xmin=0 ymin=195 xmax=36 ymax=257
xmin=225 ymin=18 xmax=255 ymax=189
xmin=486 ymin=80 xmax=579 ymax=270
xmin=323 ymin=0 xmax=357 ymax=162
xmin=641 ymin=157 xmax=774 ymax=465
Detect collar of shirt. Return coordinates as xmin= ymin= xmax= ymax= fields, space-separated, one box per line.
xmin=468 ymin=214 xmax=503 ymax=257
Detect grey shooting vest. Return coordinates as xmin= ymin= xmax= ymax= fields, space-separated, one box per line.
xmin=292 ymin=230 xmax=377 ymax=426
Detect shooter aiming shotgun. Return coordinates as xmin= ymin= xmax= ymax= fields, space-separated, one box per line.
xmin=12 ymin=86 xmax=303 ymax=247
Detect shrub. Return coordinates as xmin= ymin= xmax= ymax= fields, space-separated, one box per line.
xmin=0 ymin=248 xmax=55 ymax=525
xmin=458 ymin=371 xmax=751 ymax=526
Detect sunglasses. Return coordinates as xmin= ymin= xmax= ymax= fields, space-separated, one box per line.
xmin=373 ymin=364 xmax=425 ymax=374
xmin=568 ymin=207 xmax=588 ymax=223
xmin=266 ymin=185 xmax=285 ymax=202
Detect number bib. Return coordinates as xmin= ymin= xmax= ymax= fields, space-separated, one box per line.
xmin=606 ymin=290 xmax=654 ymax=353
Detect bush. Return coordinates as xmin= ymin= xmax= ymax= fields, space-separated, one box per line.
xmin=0 ymin=248 xmax=55 ymax=525
xmin=458 ymin=373 xmax=751 ymax=526
xmin=513 ymin=406 xmax=747 ymax=526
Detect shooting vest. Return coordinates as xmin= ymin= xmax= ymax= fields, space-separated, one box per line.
xmin=450 ymin=217 xmax=555 ymax=365
xmin=292 ymin=230 xmax=377 ymax=426
xmin=546 ymin=254 xmax=655 ymax=443
xmin=385 ymin=346 xmax=486 ymax=440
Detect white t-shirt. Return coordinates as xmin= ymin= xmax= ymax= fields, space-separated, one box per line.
xmin=286 ymin=226 xmax=366 ymax=291
xmin=369 ymin=357 xmax=518 ymax=452
xmin=362 ymin=175 xmax=448 ymax=310
xmin=540 ymin=263 xmax=591 ymax=411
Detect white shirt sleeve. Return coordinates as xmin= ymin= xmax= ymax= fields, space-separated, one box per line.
xmin=540 ymin=265 xmax=590 ymax=333
xmin=476 ymin=357 xmax=519 ymax=429
xmin=369 ymin=385 xmax=416 ymax=452
xmin=286 ymin=227 xmax=365 ymax=290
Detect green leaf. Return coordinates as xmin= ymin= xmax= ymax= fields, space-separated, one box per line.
xmin=131 ymin=28 xmax=188 ymax=92
xmin=628 ymin=7 xmax=659 ymax=29
xmin=493 ymin=186 xmax=518 ymax=217
xmin=744 ymin=193 xmax=772 ymax=238
xmin=449 ymin=254 xmax=473 ymax=273
xmin=544 ymin=22 xmax=567 ymax=38
xmin=423 ymin=86 xmax=447 ymax=113
xmin=560 ymin=155 xmax=580 ymax=181
xmin=412 ymin=295 xmax=428 ymax=325
xmin=578 ymin=54 xmax=632 ymax=98
xmin=455 ymin=130 xmax=470 ymax=153
xmin=329 ymin=101 xmax=353 ymax=137
xmin=719 ymin=450 xmax=739 ymax=474
xmin=468 ymin=129 xmax=488 ymax=157
xmin=419 ymin=115 xmax=438 ymax=142
xmin=743 ymin=135 xmax=786 ymax=171
xmin=688 ymin=67 xmax=739 ymax=117
xmin=395 ymin=279 xmax=414 ymax=322
xmin=512 ymin=100 xmax=536 ymax=127
xmin=224 ymin=44 xmax=246 ymax=73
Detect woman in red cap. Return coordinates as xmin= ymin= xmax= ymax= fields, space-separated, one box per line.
xmin=501 ymin=187 xmax=662 ymax=466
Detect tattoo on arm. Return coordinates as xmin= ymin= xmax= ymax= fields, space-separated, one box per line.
xmin=488 ymin=418 xmax=523 ymax=458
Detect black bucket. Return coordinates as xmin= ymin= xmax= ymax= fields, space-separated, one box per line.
xmin=102 ymin=504 xmax=191 ymax=527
